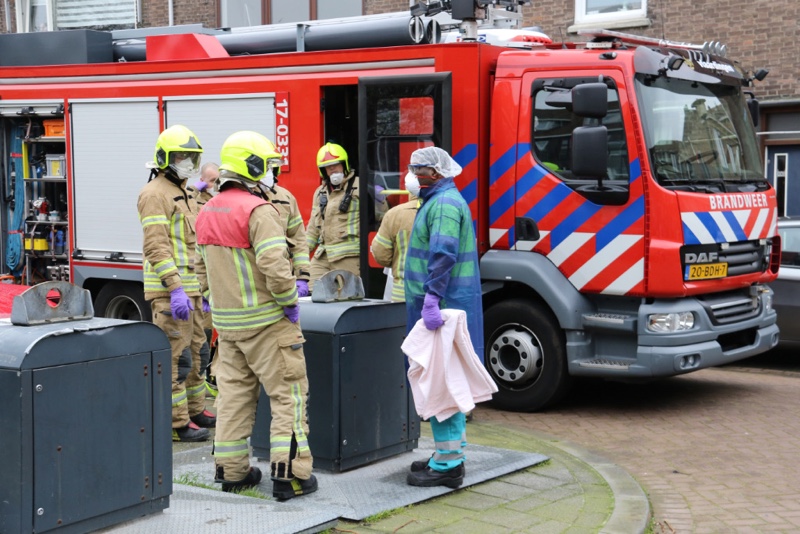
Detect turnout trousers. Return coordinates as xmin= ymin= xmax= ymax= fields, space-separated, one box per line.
xmin=151 ymin=295 xmax=205 ymax=427
xmin=213 ymin=318 xmax=313 ymax=482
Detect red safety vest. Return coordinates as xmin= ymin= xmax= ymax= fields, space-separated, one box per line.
xmin=196 ymin=188 xmax=267 ymax=249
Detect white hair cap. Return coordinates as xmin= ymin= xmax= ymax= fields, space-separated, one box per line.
xmin=409 ymin=147 xmax=462 ymax=178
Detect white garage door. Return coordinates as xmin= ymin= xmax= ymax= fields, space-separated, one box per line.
xmin=71 ymin=99 xmax=160 ymax=262
xmin=164 ymin=93 xmax=276 ymax=168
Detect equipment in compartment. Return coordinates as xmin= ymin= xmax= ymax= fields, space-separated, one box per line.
xmin=42 ymin=119 xmax=65 ymax=137
xmin=45 ymin=154 xmax=65 ymax=177
xmin=2 ymin=111 xmax=70 ymax=284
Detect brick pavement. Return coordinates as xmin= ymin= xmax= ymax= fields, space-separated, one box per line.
xmin=477 ymin=365 xmax=800 ymax=533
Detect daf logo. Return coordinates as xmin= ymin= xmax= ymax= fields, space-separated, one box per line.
xmin=685 ymin=252 xmax=719 ymax=264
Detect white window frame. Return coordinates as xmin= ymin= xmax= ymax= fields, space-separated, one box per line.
xmin=572 ymin=0 xmax=649 ymax=31
xmin=16 ymin=0 xmax=139 ymax=33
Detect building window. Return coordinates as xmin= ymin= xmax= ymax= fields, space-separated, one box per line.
xmin=222 ymin=0 xmax=362 ymax=28
xmin=17 ymin=0 xmax=138 ymax=32
xmin=573 ymin=0 xmax=647 ymax=28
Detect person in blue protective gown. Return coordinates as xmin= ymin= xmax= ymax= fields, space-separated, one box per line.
xmin=403 ymin=146 xmax=484 ymax=488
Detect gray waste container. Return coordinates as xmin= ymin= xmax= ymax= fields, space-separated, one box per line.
xmin=0 ymin=282 xmax=172 ymax=534
xmin=252 ymin=299 xmax=420 ymax=472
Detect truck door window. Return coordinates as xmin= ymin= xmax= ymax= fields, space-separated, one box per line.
xmin=531 ymin=78 xmax=630 ymax=203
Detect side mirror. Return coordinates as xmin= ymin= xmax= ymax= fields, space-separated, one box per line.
xmin=572 ymin=126 xmax=608 ymax=178
xmin=572 ymin=83 xmax=608 ymax=118
xmin=745 ymin=93 xmax=760 ymax=128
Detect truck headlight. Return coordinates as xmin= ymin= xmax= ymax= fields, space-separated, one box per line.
xmin=762 ymin=293 xmax=772 ymax=312
xmin=647 ymin=312 xmax=695 ymax=333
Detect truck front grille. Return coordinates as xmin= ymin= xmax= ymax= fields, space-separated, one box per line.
xmin=696 ymin=287 xmax=760 ymax=326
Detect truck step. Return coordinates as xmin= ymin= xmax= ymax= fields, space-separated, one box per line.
xmin=581 ymin=313 xmax=637 ymax=332
xmin=577 ymin=358 xmax=632 ymax=370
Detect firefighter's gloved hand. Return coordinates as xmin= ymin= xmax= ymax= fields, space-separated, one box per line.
xmin=296 ymin=280 xmax=309 ymax=298
xmin=193 ymin=180 xmax=208 ymax=192
xmin=421 ymin=293 xmax=444 ymax=330
xmin=201 ymin=297 xmax=211 ymax=313
xmin=169 ymin=287 xmax=194 ymax=321
xmin=284 ymin=305 xmax=300 ymax=323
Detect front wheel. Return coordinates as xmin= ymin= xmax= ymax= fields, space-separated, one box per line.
xmin=94 ymin=281 xmax=151 ymax=322
xmin=484 ymin=298 xmax=571 ymax=412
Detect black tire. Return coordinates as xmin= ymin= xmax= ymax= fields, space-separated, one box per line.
xmin=484 ymin=298 xmax=571 ymax=412
xmin=94 ymin=281 xmax=151 ymax=322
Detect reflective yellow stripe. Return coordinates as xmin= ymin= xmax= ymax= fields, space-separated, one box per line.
xmin=141 ymin=214 xmax=169 ymax=227
xmin=291 ymin=383 xmax=310 ymax=452
xmin=214 ymin=439 xmax=249 ymax=458
xmin=346 ymin=197 xmax=360 ymax=236
xmin=254 ymin=236 xmax=287 ymax=257
xmin=287 ymin=215 xmax=303 ymax=231
xmin=233 ymin=248 xmax=257 ymax=308
xmin=172 ymin=390 xmax=187 ymax=407
xmin=373 ymin=233 xmax=392 ymax=249
xmin=211 ymin=303 xmax=284 ymax=331
xmin=186 ymin=382 xmax=205 ymax=399
xmin=272 ymin=286 xmax=298 ymax=307
xmin=153 ymin=258 xmax=178 ymax=276
xmin=391 ymin=281 xmax=405 ymax=302
xmin=293 ymin=254 xmax=310 ymax=268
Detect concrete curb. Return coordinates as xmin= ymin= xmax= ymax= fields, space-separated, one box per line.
xmin=466 ymin=420 xmax=651 ymax=534
xmin=545 ymin=438 xmax=651 ymax=534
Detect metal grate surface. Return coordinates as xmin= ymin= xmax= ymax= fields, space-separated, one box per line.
xmin=98 ymin=438 xmax=547 ymax=533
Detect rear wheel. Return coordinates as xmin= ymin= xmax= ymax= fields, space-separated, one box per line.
xmin=484 ymin=298 xmax=571 ymax=412
xmin=94 ymin=281 xmax=151 ymax=322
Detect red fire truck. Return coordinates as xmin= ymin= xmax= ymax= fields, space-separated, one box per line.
xmin=0 ymin=4 xmax=779 ymax=410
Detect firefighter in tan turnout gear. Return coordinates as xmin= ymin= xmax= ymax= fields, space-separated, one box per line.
xmin=195 ymin=131 xmax=317 ymax=499
xmin=306 ymin=142 xmax=360 ymax=291
xmin=137 ymin=124 xmax=215 ymax=443
xmin=370 ymin=175 xmax=419 ymax=302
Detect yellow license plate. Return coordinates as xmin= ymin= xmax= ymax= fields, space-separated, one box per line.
xmin=686 ymin=262 xmax=728 ymax=280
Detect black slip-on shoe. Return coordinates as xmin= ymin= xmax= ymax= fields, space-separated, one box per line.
xmin=406 ymin=464 xmax=464 ymax=488
xmin=411 ymin=459 xmax=466 ymax=475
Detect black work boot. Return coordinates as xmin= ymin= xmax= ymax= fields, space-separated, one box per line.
xmin=190 ymin=409 xmax=217 ymax=428
xmin=407 ymin=463 xmax=464 ymax=488
xmin=272 ymin=475 xmax=319 ymax=501
xmin=172 ymin=421 xmax=210 ymax=442
xmin=216 ymin=466 xmax=263 ymax=493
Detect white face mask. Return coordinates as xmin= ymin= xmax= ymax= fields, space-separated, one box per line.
xmin=260 ymin=168 xmax=275 ymax=189
xmin=329 ymin=172 xmax=345 ymax=186
xmin=171 ymin=158 xmax=198 ymax=180
xmin=404 ymin=172 xmax=421 ymax=197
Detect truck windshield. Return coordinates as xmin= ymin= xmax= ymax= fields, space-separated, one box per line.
xmin=635 ymin=75 xmax=764 ymax=188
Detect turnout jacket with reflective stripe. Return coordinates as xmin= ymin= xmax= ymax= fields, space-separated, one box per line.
xmin=137 ymin=171 xmax=201 ymax=300
xmin=264 ymin=184 xmax=310 ymax=281
xmin=305 ymin=171 xmax=360 ymax=261
xmin=195 ymin=186 xmax=298 ymax=341
xmin=371 ymin=199 xmax=418 ymax=302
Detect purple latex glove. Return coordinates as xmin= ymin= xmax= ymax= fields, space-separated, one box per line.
xmin=296 ymin=280 xmax=310 ymax=298
xmin=202 ymin=296 xmax=211 ymax=313
xmin=169 ymin=287 xmax=194 ymax=321
xmin=284 ymin=305 xmax=300 ymax=323
xmin=193 ymin=180 xmax=208 ymax=192
xmin=421 ymin=293 xmax=444 ymax=330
